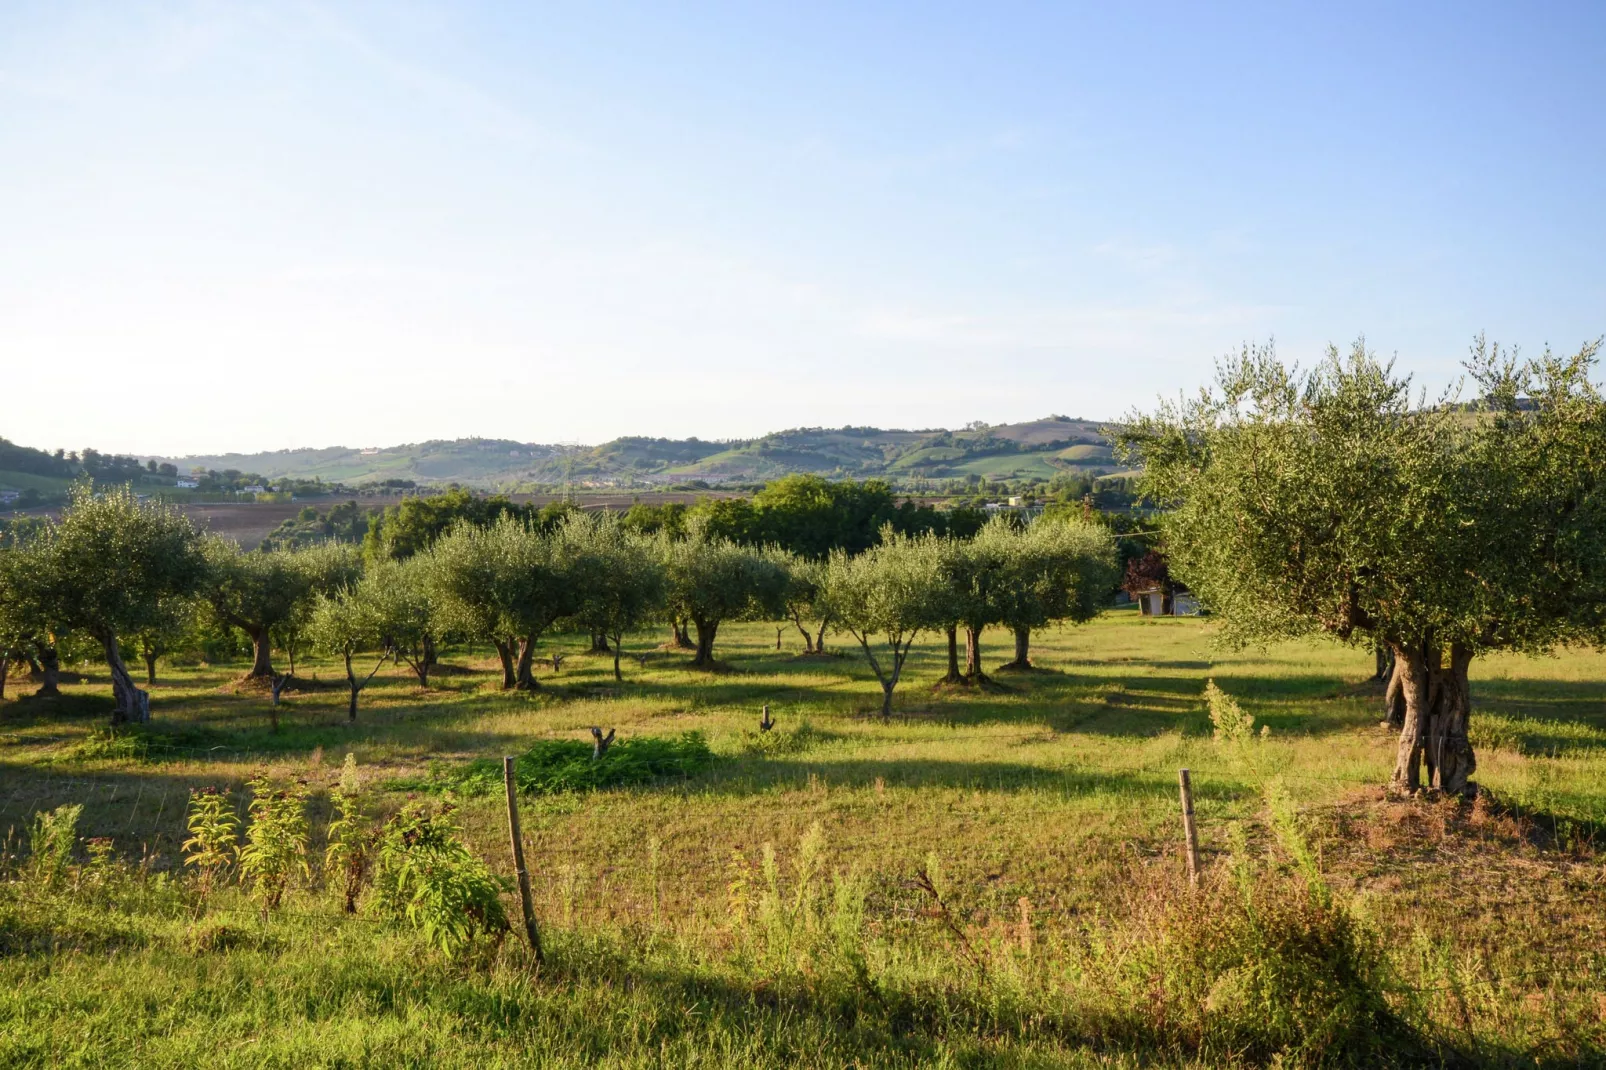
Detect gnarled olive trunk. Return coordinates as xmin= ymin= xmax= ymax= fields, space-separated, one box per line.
xmin=492 ymin=638 xmax=517 ymax=689
xmin=144 ymin=648 xmax=159 ymax=687
xmin=670 ymin=616 xmax=695 ymax=650
xmin=34 ymin=642 xmax=60 ymax=697
xmin=1383 ymin=657 xmax=1406 ymax=729
xmin=514 ymin=634 xmax=541 ymax=690
xmin=1389 ymin=641 xmax=1476 ymax=795
xmin=590 ymin=632 xmax=611 ymax=653
xmin=344 ymin=650 xmax=360 ymax=720
xmin=963 ymin=627 xmax=991 ymax=685
xmin=0 ymin=651 xmax=9 ymax=700
xmin=101 ymin=631 xmax=150 ymax=725
xmin=998 ymin=626 xmax=1032 ymax=671
xmin=245 ymin=624 xmax=275 ymax=679
xmin=791 ymin=614 xmax=816 ymax=653
xmin=940 ymin=626 xmax=964 ymax=684
xmin=691 ymin=618 xmax=719 ymax=668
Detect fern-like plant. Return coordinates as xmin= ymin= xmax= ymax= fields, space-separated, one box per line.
xmin=182 ymin=787 xmax=239 ymax=899
xmin=238 ymin=774 xmax=309 ymax=911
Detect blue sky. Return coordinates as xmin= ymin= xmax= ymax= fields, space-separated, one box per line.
xmin=3 ymin=2 xmax=1603 ymax=455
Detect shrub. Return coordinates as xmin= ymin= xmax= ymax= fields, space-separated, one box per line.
xmin=372 ymin=799 xmax=510 ymax=958
xmin=181 ymin=787 xmax=239 ymax=899
xmin=421 ymin=732 xmax=716 ymax=797
xmin=238 ymin=774 xmax=309 ymax=911
xmin=25 ymin=803 xmax=81 ymax=890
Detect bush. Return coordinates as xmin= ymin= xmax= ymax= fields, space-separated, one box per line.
xmin=372 ymin=799 xmax=509 ymax=958
xmin=421 ymin=732 xmax=716 ymax=797
xmin=1125 ymin=869 xmax=1413 ymax=1065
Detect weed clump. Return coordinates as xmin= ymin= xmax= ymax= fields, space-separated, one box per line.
xmin=1204 ymin=679 xmax=1261 ymax=743
xmin=739 ymin=719 xmax=832 ymax=757
xmin=417 ymin=731 xmax=716 ymax=796
xmin=238 ymin=774 xmax=309 ymax=912
xmin=372 ymin=798 xmax=509 ymax=958
xmin=181 ymin=787 xmax=238 ymax=899
xmin=326 ymin=754 xmax=377 ymax=914
xmin=25 ymin=804 xmax=82 ymax=890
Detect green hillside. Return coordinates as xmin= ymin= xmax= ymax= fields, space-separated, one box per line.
xmin=145 ymin=415 xmax=1116 ymax=488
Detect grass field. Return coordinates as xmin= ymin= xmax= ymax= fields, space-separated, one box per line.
xmin=2 ymin=609 xmax=1603 ymax=1067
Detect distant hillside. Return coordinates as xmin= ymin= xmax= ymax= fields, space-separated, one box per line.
xmin=146 ymin=416 xmax=1117 ymax=489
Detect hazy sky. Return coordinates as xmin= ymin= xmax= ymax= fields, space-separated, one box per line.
xmin=4 ymin=2 xmax=1604 ymax=456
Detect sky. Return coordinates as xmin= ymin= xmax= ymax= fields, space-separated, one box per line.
xmin=3 ymin=1 xmax=1605 ymax=457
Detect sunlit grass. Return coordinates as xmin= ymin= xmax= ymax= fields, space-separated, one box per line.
xmin=2 ymin=607 xmax=1603 ymax=1065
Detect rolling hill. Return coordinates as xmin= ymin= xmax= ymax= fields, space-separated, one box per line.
xmin=3 ymin=417 xmax=1118 ymax=496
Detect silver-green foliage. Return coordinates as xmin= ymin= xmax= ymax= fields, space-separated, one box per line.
xmin=823 ymin=529 xmax=948 ymax=715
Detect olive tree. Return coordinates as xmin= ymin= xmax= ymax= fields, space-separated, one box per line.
xmin=823 ymin=531 xmax=947 ymax=717
xmin=993 ymin=518 xmax=1118 ymax=671
xmin=772 ymin=550 xmax=833 ymax=655
xmin=429 ymin=515 xmax=573 ymax=690
xmin=661 ymin=533 xmax=788 ymax=668
xmin=34 ymin=485 xmax=207 ymax=722
xmin=945 ymin=522 xmax=1011 ymax=684
xmin=128 ymin=594 xmax=197 ymax=687
xmin=307 ymin=583 xmax=392 ymax=721
xmin=203 ymin=540 xmax=356 ymax=680
xmin=561 ymin=514 xmax=664 ymax=681
xmin=0 ymin=544 xmax=42 ymax=700
xmin=364 ymin=557 xmax=440 ymax=687
xmin=1116 ymin=337 xmax=1606 ymax=795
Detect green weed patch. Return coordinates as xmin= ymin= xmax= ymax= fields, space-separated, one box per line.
xmin=398 ymin=732 xmax=718 ymax=797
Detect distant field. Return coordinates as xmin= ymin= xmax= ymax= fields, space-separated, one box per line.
xmin=2 ymin=611 xmax=1601 ymax=1065
xmin=0 ymin=470 xmax=74 ymax=493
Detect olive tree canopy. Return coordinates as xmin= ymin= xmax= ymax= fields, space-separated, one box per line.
xmin=559 ymin=512 xmax=664 ymax=681
xmin=1115 ymin=337 xmax=1606 ymax=794
xmin=824 ymin=530 xmax=948 ymax=717
xmin=993 ymin=518 xmax=1119 ymax=671
xmin=660 ymin=530 xmax=787 ymax=668
xmin=35 ymin=485 xmax=207 ymax=723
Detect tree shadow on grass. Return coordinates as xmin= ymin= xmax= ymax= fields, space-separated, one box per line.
xmin=690 ymin=755 xmax=1256 ymax=805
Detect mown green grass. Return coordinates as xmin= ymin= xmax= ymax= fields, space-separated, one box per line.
xmin=2 ymin=609 xmax=1603 ymax=1067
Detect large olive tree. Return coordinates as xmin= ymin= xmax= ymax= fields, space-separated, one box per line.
xmin=35 ymin=486 xmax=207 ymax=723
xmin=1116 ymin=338 xmax=1606 ymax=794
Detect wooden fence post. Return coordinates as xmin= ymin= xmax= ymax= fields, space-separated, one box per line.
xmin=1178 ymin=768 xmax=1201 ymax=886
xmin=503 ymin=756 xmax=543 ymax=963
